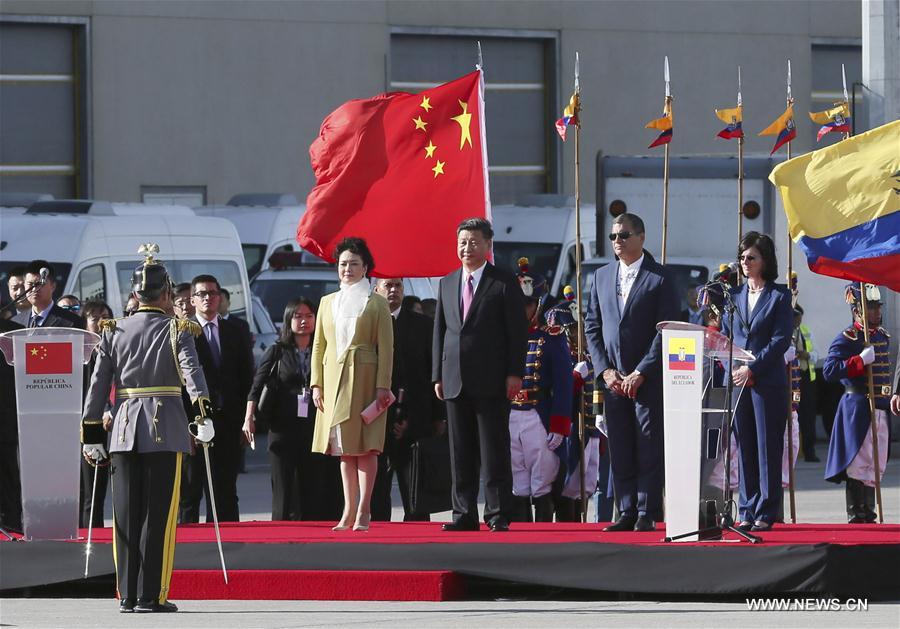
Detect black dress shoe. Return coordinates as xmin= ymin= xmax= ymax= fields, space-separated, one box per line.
xmin=633 ymin=516 xmax=656 ymax=532
xmin=736 ymin=520 xmax=754 ymax=531
xmin=441 ymin=519 xmax=479 ymax=532
xmin=751 ymin=520 xmax=772 ymax=532
xmin=488 ymin=517 xmax=510 ymax=532
xmin=602 ymin=515 xmax=637 ymax=532
xmin=134 ymin=600 xmax=178 ymax=613
xmin=119 ymin=599 xmax=135 ymax=613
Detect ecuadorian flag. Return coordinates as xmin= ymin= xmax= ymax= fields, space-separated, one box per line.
xmin=769 ymin=120 xmax=900 ymax=291
xmin=809 ymin=103 xmax=851 ymax=141
xmin=668 ymin=337 xmax=697 ymax=371
xmin=758 ymin=104 xmax=796 ymax=155
xmin=715 ymin=105 xmax=744 ymax=140
xmin=555 ymin=91 xmax=580 ymax=142
xmin=645 ymin=100 xmax=673 ymax=148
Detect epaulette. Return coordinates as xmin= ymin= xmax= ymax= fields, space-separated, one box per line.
xmin=842 ymin=327 xmax=858 ymax=341
xmin=98 ymin=318 xmax=119 ymax=333
xmin=543 ymin=325 xmax=564 ymax=336
xmin=173 ymin=318 xmax=202 ymax=337
xmin=878 ymin=326 xmax=890 ymax=338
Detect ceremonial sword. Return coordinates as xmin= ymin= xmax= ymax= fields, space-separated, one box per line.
xmin=83 ymin=457 xmax=101 ymax=578
xmin=198 ymin=417 xmax=228 ymax=584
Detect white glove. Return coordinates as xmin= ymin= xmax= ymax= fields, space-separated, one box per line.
xmin=190 ymin=420 xmax=216 ymax=444
xmin=859 ymin=345 xmax=875 ymax=365
xmin=783 ymin=346 xmax=796 ymax=364
xmin=594 ymin=415 xmax=608 ymax=437
xmin=82 ymin=444 xmax=108 ymax=463
xmin=546 ymin=432 xmax=564 ymax=451
xmin=574 ymin=361 xmax=589 ymax=380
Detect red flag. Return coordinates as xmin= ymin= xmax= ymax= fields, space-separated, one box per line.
xmin=25 ymin=342 xmax=72 ymax=375
xmin=298 ymin=71 xmax=490 ymax=278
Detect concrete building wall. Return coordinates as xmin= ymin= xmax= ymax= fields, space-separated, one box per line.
xmin=1 ymin=0 xmax=863 ymax=204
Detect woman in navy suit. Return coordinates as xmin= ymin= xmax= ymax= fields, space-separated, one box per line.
xmin=724 ymin=232 xmax=793 ymax=531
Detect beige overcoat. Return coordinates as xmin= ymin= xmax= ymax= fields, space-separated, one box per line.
xmin=310 ymin=291 xmax=393 ymax=455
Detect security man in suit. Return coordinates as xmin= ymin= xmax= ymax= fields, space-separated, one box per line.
xmin=81 ymin=244 xmax=214 ymax=613
xmin=0 ymin=317 xmax=23 ymax=532
xmin=584 ymin=213 xmax=681 ymax=532
xmin=372 ymin=277 xmax=436 ymax=521
xmin=433 ymin=217 xmax=528 ymax=532
xmin=508 ymin=259 xmax=573 ymax=522
xmin=13 ymin=260 xmax=84 ymax=330
xmin=823 ymin=284 xmax=892 ymax=523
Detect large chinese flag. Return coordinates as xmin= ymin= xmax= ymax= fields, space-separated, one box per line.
xmin=25 ymin=342 xmax=72 ymax=375
xmin=297 ymin=70 xmax=490 ymax=277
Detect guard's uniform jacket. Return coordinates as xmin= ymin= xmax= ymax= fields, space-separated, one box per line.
xmin=81 ymin=306 xmax=209 ymax=608
xmin=82 ymin=309 xmax=208 ymax=452
xmin=561 ymin=350 xmax=604 ymax=500
xmin=823 ymin=323 xmax=891 ymax=484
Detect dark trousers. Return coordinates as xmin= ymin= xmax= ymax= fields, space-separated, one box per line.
xmin=734 ymin=384 xmax=788 ymax=523
xmin=445 ymin=392 xmax=512 ymax=524
xmin=604 ymin=388 xmax=664 ymax=520
xmin=268 ymin=430 xmax=342 ymax=521
xmin=798 ymin=370 xmax=818 ymax=459
xmin=0 ymin=442 xmax=22 ymax=531
xmin=178 ymin=429 xmax=240 ymax=523
xmin=110 ymin=451 xmax=180 ymax=604
xmin=80 ymin=456 xmax=109 ymax=528
xmin=372 ymin=444 xmax=431 ymax=522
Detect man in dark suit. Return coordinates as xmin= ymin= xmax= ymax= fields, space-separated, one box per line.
xmin=178 ymin=274 xmax=253 ymax=523
xmin=0 ymin=317 xmax=23 ymax=533
xmin=371 ymin=278 xmax=436 ymax=521
xmin=13 ymin=260 xmax=84 ymax=330
xmin=585 ymin=213 xmax=680 ymax=532
xmin=433 ymin=217 xmax=528 ymax=532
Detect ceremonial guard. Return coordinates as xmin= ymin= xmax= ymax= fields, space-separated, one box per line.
xmin=81 ymin=245 xmax=214 ymax=613
xmin=545 ymin=287 xmax=607 ymax=522
xmin=781 ymin=340 xmax=801 ymax=492
xmin=823 ymin=284 xmax=891 ymax=523
xmin=508 ymin=259 xmax=573 ymax=522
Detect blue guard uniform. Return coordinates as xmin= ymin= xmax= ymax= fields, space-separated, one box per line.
xmin=823 ymin=284 xmax=891 ymax=523
xmin=508 ymin=259 xmax=573 ymax=522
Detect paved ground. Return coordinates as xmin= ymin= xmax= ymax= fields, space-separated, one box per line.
xmin=1 ymin=598 xmax=898 ymax=629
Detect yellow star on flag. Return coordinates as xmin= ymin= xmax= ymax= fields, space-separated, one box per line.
xmin=432 ymin=160 xmax=445 ymax=178
xmin=424 ymin=141 xmax=437 ymax=159
xmin=419 ymin=96 xmax=433 ymax=112
xmin=451 ymin=100 xmax=472 ymax=150
xmin=30 ymin=347 xmax=38 ymax=356
xmin=413 ymin=116 xmax=428 ymax=132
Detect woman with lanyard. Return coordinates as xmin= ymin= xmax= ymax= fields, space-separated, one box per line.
xmin=243 ymin=297 xmax=342 ymax=521
xmin=723 ymin=232 xmax=793 ymax=531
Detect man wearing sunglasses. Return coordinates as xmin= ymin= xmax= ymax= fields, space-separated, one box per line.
xmin=584 ymin=213 xmax=680 ymax=532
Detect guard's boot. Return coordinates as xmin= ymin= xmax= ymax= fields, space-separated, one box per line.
xmin=554 ymin=496 xmax=576 ymax=522
xmin=533 ymin=494 xmax=555 ymax=522
xmin=862 ymin=485 xmax=877 ymax=523
xmin=845 ymin=479 xmax=867 ymax=523
xmin=509 ymin=495 xmax=533 ymax=523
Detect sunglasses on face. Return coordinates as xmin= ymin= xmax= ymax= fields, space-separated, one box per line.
xmin=608 ymin=231 xmax=635 ymax=241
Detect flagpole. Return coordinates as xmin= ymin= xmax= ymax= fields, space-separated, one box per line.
xmin=661 ymin=57 xmax=671 ymax=264
xmin=736 ymin=66 xmax=744 ymax=266
xmin=784 ymin=60 xmax=797 ymax=524
xmin=571 ymin=53 xmax=588 ymax=524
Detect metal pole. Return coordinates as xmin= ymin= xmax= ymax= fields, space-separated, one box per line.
xmin=784 ymin=131 xmax=797 ymax=524
xmin=574 ymin=110 xmax=587 ymax=524
xmin=661 ymin=97 xmax=671 ymax=265
xmin=858 ymin=285 xmax=884 ymax=523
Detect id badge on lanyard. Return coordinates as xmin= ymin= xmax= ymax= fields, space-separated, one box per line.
xmin=298 ymin=387 xmax=311 ymax=418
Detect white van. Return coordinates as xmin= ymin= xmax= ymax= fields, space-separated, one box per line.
xmin=193 ymin=194 xmax=304 ymax=278
xmin=0 ymin=204 xmax=252 ymax=323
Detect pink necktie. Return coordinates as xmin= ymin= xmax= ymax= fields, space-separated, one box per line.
xmin=462 ymin=274 xmax=474 ymax=320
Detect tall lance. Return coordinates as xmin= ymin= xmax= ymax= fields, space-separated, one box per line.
xmin=661 ymin=56 xmax=672 ymax=264
xmin=571 ymin=52 xmax=589 ymax=523
xmin=840 ymin=62 xmax=884 ymax=524
xmin=737 ymin=66 xmax=745 ymax=262
xmin=784 ymin=59 xmax=797 ymax=524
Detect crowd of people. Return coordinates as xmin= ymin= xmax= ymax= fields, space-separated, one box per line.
xmin=1 ymin=213 xmax=898 ymax=554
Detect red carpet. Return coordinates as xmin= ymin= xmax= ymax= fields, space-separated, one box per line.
xmin=78 ymin=520 xmax=900 ymax=547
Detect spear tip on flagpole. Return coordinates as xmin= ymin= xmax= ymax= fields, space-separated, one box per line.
xmin=476 ymin=41 xmax=483 ymax=71
xmin=574 ymin=51 xmax=580 ymax=93
xmin=664 ymin=56 xmax=670 ymax=97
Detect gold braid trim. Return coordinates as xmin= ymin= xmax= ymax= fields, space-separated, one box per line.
xmin=98 ymin=318 xmax=120 ymax=333
xmin=169 ymin=319 xmax=186 ymax=386
xmin=175 ymin=319 xmax=201 ymax=337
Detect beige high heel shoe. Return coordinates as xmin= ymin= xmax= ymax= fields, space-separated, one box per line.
xmin=352 ymin=512 xmax=371 ymax=532
xmin=332 ymin=511 xmax=357 ymax=532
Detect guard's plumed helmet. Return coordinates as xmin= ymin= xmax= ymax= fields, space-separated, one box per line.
xmin=545 ymin=285 xmax=578 ymax=328
xmin=516 ymin=257 xmax=548 ymax=305
xmin=131 ymin=243 xmax=172 ymax=296
xmin=844 ymin=283 xmax=882 ymax=310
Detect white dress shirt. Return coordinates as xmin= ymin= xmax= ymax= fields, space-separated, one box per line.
xmin=195 ymin=310 xmax=221 ymax=351
xmin=616 ymin=254 xmax=644 ymax=314
xmin=460 ymin=260 xmax=487 ymax=308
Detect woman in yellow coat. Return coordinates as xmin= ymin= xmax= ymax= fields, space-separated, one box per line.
xmin=311 ymin=237 xmax=393 ymax=531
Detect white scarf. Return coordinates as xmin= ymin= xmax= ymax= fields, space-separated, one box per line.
xmin=332 ymin=278 xmax=370 ymax=359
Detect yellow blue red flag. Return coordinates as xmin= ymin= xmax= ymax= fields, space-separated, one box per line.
xmin=555 ymin=91 xmax=580 ymax=142
xmin=645 ymin=100 xmax=673 ymax=148
xmin=758 ymin=104 xmax=796 ymax=155
xmin=809 ymin=103 xmax=851 ymax=141
xmin=769 ymin=120 xmax=900 ymax=290
xmin=715 ymin=105 xmax=743 ymax=139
